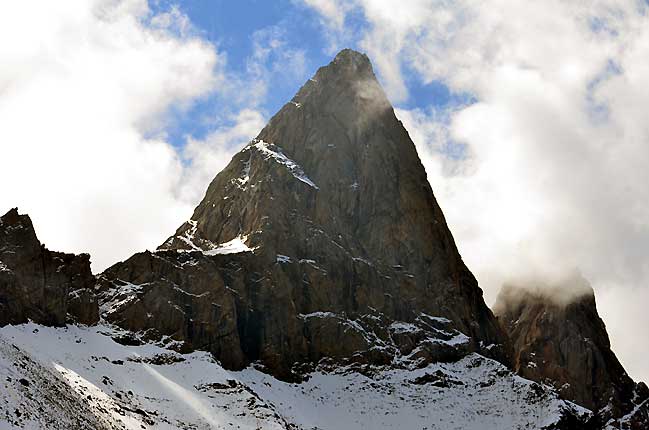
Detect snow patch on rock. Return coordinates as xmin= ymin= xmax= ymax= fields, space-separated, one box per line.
xmin=249 ymin=139 xmax=319 ymax=189
xmin=203 ymin=235 xmax=254 ymax=255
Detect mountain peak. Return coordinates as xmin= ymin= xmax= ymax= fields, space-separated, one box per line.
xmin=333 ymin=47 xmax=369 ymax=62
xmin=303 ymin=48 xmax=375 ymax=87
xmin=141 ymin=50 xmax=512 ymax=377
xmin=282 ymin=47 xmax=389 ymax=129
xmin=494 ymin=277 xmax=648 ymax=422
xmin=330 ymin=48 xmax=373 ymax=73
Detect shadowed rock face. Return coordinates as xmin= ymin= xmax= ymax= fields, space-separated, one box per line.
xmin=0 ymin=208 xmax=98 ymax=326
xmin=100 ymin=49 xmax=509 ymax=379
xmin=494 ymin=275 xmax=649 ymax=427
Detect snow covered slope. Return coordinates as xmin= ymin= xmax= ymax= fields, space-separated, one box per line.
xmin=0 ymin=323 xmax=589 ymax=430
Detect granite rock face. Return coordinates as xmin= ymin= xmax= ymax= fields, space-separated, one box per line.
xmin=494 ymin=274 xmax=649 ymax=428
xmin=100 ymin=49 xmax=509 ymax=379
xmin=0 ymin=208 xmax=98 ymax=326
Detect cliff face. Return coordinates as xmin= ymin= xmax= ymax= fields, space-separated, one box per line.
xmin=99 ymin=49 xmax=509 ymax=379
xmin=494 ymin=275 xmax=649 ymax=428
xmin=0 ymin=208 xmax=98 ymax=326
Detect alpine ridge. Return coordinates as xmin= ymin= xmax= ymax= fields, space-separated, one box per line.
xmin=104 ymin=48 xmax=508 ymax=378
xmin=0 ymin=208 xmax=98 ymax=327
xmin=0 ymin=49 xmax=646 ymax=430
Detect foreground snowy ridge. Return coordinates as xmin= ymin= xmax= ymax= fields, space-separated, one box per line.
xmin=1 ymin=323 xmax=588 ymax=430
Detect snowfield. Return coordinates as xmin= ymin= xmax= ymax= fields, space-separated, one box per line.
xmin=0 ymin=323 xmax=589 ymax=430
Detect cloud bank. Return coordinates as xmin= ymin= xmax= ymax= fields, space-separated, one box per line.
xmin=0 ymin=0 xmax=264 ymax=271
xmin=301 ymin=0 xmax=649 ymax=382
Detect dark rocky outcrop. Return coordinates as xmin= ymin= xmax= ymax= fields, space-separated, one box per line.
xmin=99 ymin=49 xmax=509 ymax=379
xmin=494 ymin=274 xmax=649 ymax=427
xmin=0 ymin=208 xmax=98 ymax=326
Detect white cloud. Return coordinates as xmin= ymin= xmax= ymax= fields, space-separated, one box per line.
xmin=0 ymin=0 xmax=260 ymax=272
xmin=297 ymin=0 xmax=350 ymax=31
xmin=305 ymin=0 xmax=649 ymax=383
xmin=244 ymin=25 xmax=308 ymax=105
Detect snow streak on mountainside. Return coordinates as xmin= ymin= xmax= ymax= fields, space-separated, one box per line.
xmin=0 ymin=323 xmax=589 ymax=430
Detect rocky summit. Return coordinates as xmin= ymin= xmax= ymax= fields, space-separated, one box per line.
xmin=0 ymin=208 xmax=98 ymax=327
xmin=494 ymin=274 xmax=649 ymax=429
xmin=101 ymin=48 xmax=508 ymax=379
xmin=0 ymin=49 xmax=647 ymax=430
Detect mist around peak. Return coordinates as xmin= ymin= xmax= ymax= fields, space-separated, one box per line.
xmin=493 ymin=269 xmax=595 ymax=313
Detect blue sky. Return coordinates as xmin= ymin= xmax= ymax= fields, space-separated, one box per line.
xmin=151 ymin=0 xmax=336 ymax=148
xmin=148 ymin=0 xmax=467 ymax=150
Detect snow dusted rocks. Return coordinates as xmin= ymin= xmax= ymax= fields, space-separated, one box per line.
xmin=97 ymin=248 xmax=480 ymax=379
xmin=494 ymin=275 xmax=649 ymax=428
xmin=0 ymin=323 xmax=591 ymax=430
xmin=0 ymin=208 xmax=98 ymax=326
xmin=97 ymin=250 xmax=247 ymax=370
